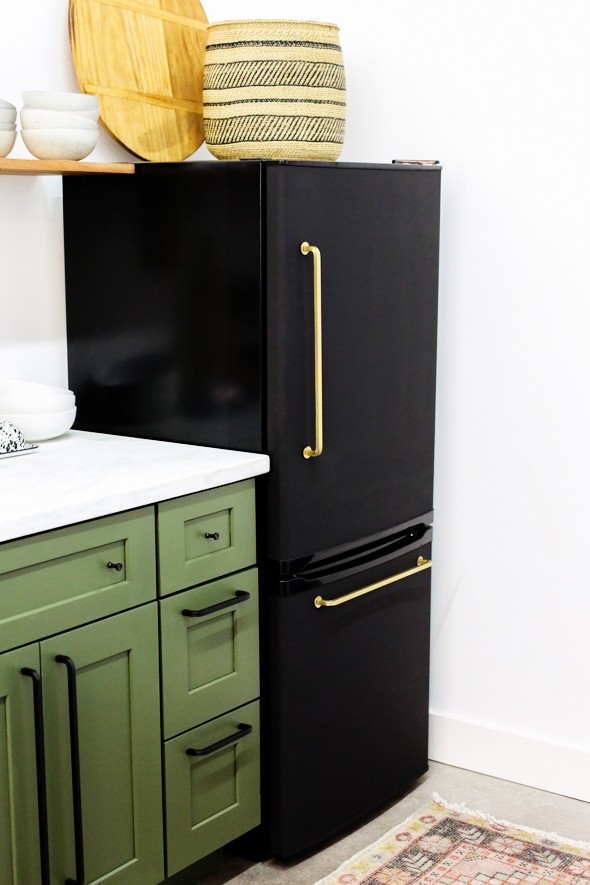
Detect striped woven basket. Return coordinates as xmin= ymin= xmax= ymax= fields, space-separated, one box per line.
xmin=203 ymin=19 xmax=346 ymax=161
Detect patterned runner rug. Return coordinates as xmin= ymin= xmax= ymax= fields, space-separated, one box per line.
xmin=315 ymin=793 xmax=590 ymax=885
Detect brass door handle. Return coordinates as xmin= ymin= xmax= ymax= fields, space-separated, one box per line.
xmin=301 ymin=241 xmax=323 ymax=459
xmin=314 ymin=556 xmax=432 ymax=608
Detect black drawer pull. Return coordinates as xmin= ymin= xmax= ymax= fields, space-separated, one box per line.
xmin=21 ymin=668 xmax=50 ymax=885
xmin=182 ymin=590 xmax=250 ymax=618
xmin=107 ymin=561 xmax=123 ymax=571
xmin=55 ymin=655 xmax=85 ymax=885
xmin=204 ymin=532 xmax=220 ymax=540
xmin=186 ymin=723 xmax=253 ymax=757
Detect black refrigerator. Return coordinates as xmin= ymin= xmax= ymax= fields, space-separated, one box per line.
xmin=62 ymin=159 xmax=441 ymax=858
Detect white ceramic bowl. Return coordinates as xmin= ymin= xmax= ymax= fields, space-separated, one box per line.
xmin=70 ymin=108 xmax=100 ymax=122
xmin=20 ymin=108 xmax=98 ymax=130
xmin=0 ymin=393 xmax=75 ymax=413
xmin=0 ymin=122 xmax=16 ymax=131
xmin=0 ymin=108 xmax=17 ymax=124
xmin=0 ymin=379 xmax=74 ymax=396
xmin=21 ymin=128 xmax=99 ymax=161
xmin=0 ymin=98 xmax=16 ymax=110
xmin=0 ymin=130 xmax=16 ymax=158
xmin=0 ymin=408 xmax=77 ymax=441
xmin=22 ymin=91 xmax=99 ymax=112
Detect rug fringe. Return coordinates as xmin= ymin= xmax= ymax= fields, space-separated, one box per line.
xmin=313 ymin=793 xmax=590 ymax=884
xmin=432 ymin=792 xmax=590 ymax=850
xmin=312 ymin=802 xmax=433 ymax=885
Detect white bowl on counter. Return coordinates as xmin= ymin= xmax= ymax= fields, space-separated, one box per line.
xmin=0 ymin=121 xmax=16 ymax=131
xmin=21 ymin=127 xmax=99 ymax=161
xmin=22 ymin=91 xmax=99 ymax=112
xmin=20 ymin=108 xmax=98 ymax=130
xmin=0 ymin=392 xmax=75 ymax=413
xmin=0 ymin=407 xmax=77 ymax=441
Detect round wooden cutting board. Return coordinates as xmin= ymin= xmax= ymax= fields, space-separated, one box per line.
xmin=69 ymin=0 xmax=208 ymax=161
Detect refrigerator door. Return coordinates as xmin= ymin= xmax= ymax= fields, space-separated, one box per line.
xmin=263 ymin=539 xmax=432 ymax=858
xmin=264 ymin=163 xmax=440 ymax=564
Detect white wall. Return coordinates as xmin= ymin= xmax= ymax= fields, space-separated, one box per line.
xmin=2 ymin=1 xmax=589 ymax=801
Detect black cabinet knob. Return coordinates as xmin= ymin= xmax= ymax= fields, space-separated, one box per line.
xmin=204 ymin=532 xmax=220 ymax=540
xmin=107 ymin=561 xmax=123 ymax=571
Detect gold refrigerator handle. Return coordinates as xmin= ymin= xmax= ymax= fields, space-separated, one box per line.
xmin=301 ymin=241 xmax=323 ymax=459
xmin=314 ymin=556 xmax=432 ymax=609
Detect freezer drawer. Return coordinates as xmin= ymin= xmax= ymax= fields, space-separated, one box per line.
xmin=264 ymin=542 xmax=431 ymax=858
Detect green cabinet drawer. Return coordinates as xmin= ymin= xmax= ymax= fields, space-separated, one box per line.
xmin=157 ymin=480 xmax=256 ymax=596
xmin=164 ymin=700 xmax=260 ymax=877
xmin=0 ymin=507 xmax=156 ymax=652
xmin=160 ymin=568 xmax=259 ymax=739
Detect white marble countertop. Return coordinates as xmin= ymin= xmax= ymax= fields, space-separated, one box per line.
xmin=0 ymin=431 xmax=270 ymax=543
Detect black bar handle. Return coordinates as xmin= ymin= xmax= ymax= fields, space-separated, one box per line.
xmin=204 ymin=532 xmax=220 ymax=540
xmin=55 ymin=655 xmax=85 ymax=885
xmin=21 ymin=668 xmax=51 ymax=885
xmin=182 ymin=590 xmax=250 ymax=619
xmin=107 ymin=561 xmax=123 ymax=571
xmin=186 ymin=723 xmax=253 ymax=758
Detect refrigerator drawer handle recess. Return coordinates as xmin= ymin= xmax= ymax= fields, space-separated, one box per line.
xmin=301 ymin=241 xmax=323 ymax=459
xmin=314 ymin=556 xmax=432 ymax=608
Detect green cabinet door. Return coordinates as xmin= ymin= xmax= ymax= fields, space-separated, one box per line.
xmin=164 ymin=700 xmax=261 ymax=877
xmin=41 ymin=604 xmax=164 ymax=885
xmin=0 ymin=644 xmax=44 ymax=885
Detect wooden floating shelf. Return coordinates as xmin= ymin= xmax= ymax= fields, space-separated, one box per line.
xmin=0 ymin=158 xmax=135 ymax=175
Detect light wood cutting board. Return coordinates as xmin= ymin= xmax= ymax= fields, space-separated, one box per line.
xmin=69 ymin=0 xmax=208 ymax=161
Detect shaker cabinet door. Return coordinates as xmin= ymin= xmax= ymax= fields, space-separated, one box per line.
xmin=0 ymin=644 xmax=44 ymax=885
xmin=41 ymin=604 xmax=164 ymax=885
xmin=160 ymin=568 xmax=259 ymax=738
xmin=264 ymin=164 xmax=441 ymax=562
xmin=164 ymin=700 xmax=261 ymax=877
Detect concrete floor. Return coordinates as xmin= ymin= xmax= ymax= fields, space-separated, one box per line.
xmin=196 ymin=761 xmax=590 ymax=885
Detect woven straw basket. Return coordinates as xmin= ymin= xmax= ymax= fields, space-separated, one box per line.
xmin=203 ymin=19 xmax=346 ymax=161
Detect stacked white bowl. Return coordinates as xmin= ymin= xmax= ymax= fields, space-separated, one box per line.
xmin=0 ymin=99 xmax=17 ymax=158
xmin=20 ymin=91 xmax=100 ymax=161
xmin=0 ymin=380 xmax=77 ymax=441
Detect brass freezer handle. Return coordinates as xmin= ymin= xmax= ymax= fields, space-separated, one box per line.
xmin=301 ymin=241 xmax=323 ymax=459
xmin=314 ymin=556 xmax=432 ymax=608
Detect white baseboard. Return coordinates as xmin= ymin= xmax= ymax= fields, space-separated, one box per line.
xmin=429 ymin=711 xmax=590 ymax=802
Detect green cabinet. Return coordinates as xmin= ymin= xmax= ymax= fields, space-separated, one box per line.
xmin=0 ymin=605 xmax=164 ymax=885
xmin=157 ymin=480 xmax=261 ymax=877
xmin=160 ymin=568 xmax=260 ymax=737
xmin=164 ymin=700 xmax=260 ymax=877
xmin=0 ymin=506 xmax=157 ymax=652
xmin=157 ymin=479 xmax=257 ymax=596
xmin=0 ymin=477 xmax=261 ymax=885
